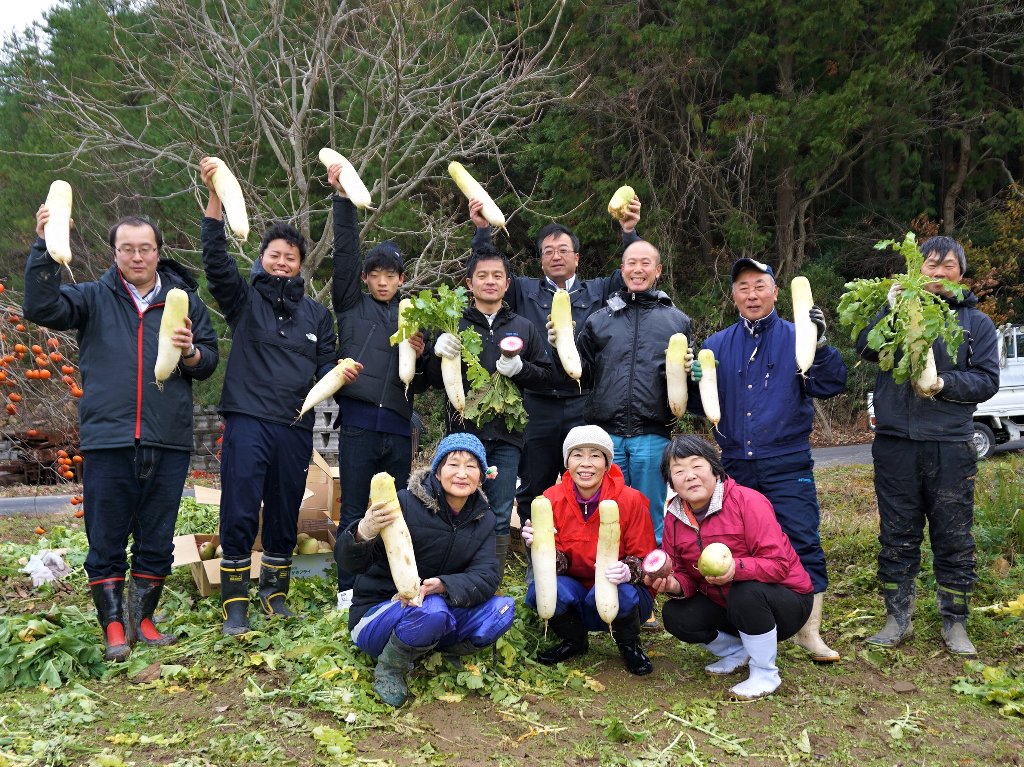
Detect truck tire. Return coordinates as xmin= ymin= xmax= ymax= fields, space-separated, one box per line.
xmin=973 ymin=422 xmax=996 ymax=460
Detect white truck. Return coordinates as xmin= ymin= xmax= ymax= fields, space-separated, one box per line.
xmin=868 ymin=323 xmax=1024 ymax=459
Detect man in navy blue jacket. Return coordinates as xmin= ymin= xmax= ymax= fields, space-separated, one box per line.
xmin=200 ymin=157 xmax=338 ymax=636
xmin=692 ymin=258 xmax=847 ymax=661
xmin=25 ymin=206 xmax=218 ymax=662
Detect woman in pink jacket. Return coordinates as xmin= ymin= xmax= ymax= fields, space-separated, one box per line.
xmin=645 ymin=435 xmax=813 ymax=699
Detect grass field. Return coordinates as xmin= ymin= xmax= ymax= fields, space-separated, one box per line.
xmin=1 ymin=453 xmax=1022 ymax=767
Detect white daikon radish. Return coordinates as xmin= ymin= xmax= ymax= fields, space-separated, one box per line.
xmin=43 ymin=180 xmax=73 ymax=272
xmin=665 ymin=333 xmax=689 ymax=418
xmin=435 ymin=344 xmax=465 ymax=417
xmin=208 ymin=157 xmax=250 ymax=240
xmin=697 ymin=349 xmax=721 ymax=430
xmin=915 ymin=347 xmax=938 ymax=396
xmin=531 ymin=496 xmax=558 ymax=622
xmin=391 ymin=298 xmax=418 ymax=396
xmin=791 ymin=276 xmax=816 ymax=376
xmin=595 ymin=500 xmax=621 ymax=628
xmin=448 ymin=161 xmax=506 ymax=232
xmin=551 ymin=289 xmax=582 ymax=384
xmin=154 ymin=288 xmax=190 ymax=390
xmin=370 ymin=472 xmax=421 ymax=604
xmin=319 ymin=147 xmax=374 ymax=210
xmin=297 ymin=358 xmax=358 ymax=418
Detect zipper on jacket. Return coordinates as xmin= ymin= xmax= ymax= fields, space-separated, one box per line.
xmin=625 ymin=297 xmax=640 ymax=435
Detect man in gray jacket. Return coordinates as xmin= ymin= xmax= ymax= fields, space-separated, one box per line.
xmin=856 ymin=236 xmax=999 ymax=656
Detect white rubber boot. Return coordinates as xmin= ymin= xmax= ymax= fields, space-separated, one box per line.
xmin=729 ymin=628 xmax=781 ymax=700
xmin=791 ymin=592 xmax=840 ymax=661
xmin=702 ymin=632 xmax=750 ymax=675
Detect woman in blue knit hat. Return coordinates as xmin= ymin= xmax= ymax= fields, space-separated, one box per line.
xmin=336 ymin=432 xmax=514 ymax=707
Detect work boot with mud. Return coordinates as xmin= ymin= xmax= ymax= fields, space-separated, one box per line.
xmin=937 ymin=585 xmax=977 ymax=657
xmin=866 ymin=581 xmax=915 ymax=648
xmin=89 ymin=577 xmax=131 ymax=662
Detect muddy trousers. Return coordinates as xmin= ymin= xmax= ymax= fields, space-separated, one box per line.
xmin=872 ymin=435 xmax=977 ymax=592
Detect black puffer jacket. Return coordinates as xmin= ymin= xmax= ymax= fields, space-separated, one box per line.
xmin=575 ymin=289 xmax=692 ymax=438
xmin=23 ymin=241 xmax=218 ymax=451
xmin=337 ymin=468 xmax=500 ymax=627
xmin=331 ymin=197 xmax=427 ymax=417
xmin=856 ymin=290 xmax=999 ymax=441
xmin=427 ymin=305 xmax=551 ymax=447
xmin=202 ymin=217 xmax=337 ymax=430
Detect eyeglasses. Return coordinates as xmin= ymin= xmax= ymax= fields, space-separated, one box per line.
xmin=541 ymin=246 xmax=576 ymax=258
xmin=116 ymin=245 xmax=157 ymax=257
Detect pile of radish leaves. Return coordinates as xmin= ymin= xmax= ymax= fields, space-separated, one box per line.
xmin=398 ymin=285 xmax=528 ymax=431
xmin=837 ymin=232 xmax=964 ymax=385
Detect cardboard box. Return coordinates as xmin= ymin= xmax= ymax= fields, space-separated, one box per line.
xmin=192 ymin=484 xmax=314 ymax=551
xmin=291 ymin=529 xmax=337 ymax=579
xmin=299 ymin=450 xmax=341 ymax=532
xmin=171 ymin=534 xmax=261 ymax=597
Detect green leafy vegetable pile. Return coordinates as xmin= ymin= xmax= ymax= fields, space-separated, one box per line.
xmin=0 ymin=606 xmax=107 ymax=690
xmin=838 ymin=232 xmax=965 ymax=384
xmin=396 ymin=285 xmax=528 ymax=432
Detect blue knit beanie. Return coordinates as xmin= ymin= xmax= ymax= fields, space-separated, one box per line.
xmin=431 ymin=433 xmax=488 ymax=475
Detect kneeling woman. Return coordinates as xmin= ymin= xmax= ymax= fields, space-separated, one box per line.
xmin=521 ymin=425 xmax=657 ymax=675
xmin=337 ymin=433 xmax=515 ymax=707
xmin=648 ymin=435 xmax=813 ymax=700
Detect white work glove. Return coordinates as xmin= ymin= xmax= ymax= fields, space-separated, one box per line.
xmin=356 ymin=501 xmax=393 ymax=541
xmin=887 ymin=282 xmax=904 ymax=308
xmin=520 ymin=521 xmax=534 ymax=548
xmin=495 ymin=354 xmax=523 ymax=377
xmin=434 ymin=332 xmax=462 ymax=360
xmin=605 ymin=560 xmax=631 ymax=585
xmin=40 ymin=550 xmax=71 ymax=579
xmin=683 ymin=349 xmax=695 ymax=375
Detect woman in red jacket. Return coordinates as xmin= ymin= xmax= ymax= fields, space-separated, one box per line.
xmin=646 ymin=435 xmax=813 ymax=699
xmin=521 ymin=425 xmax=657 ymax=675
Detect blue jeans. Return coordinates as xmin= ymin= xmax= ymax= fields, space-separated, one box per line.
xmin=482 ymin=441 xmax=520 ymax=537
xmin=336 ymin=426 xmax=412 ymax=590
xmin=350 ymin=593 xmax=516 ymax=656
xmin=525 ymin=576 xmax=654 ymax=632
xmin=82 ymin=446 xmax=191 ymax=579
xmin=610 ymin=433 xmax=670 ymax=544
xmin=219 ymin=414 xmax=313 ymax=559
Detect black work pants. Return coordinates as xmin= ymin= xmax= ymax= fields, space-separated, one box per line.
xmin=661 ymin=581 xmax=812 ymax=644
xmin=872 ymin=434 xmax=977 ymax=592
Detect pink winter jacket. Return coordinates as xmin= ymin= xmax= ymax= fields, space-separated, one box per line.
xmin=662 ymin=477 xmax=812 ymax=608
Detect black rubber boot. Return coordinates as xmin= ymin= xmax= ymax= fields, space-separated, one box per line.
xmin=612 ymin=608 xmax=653 ymax=676
xmin=442 ymin=639 xmax=481 ymax=668
xmin=537 ymin=610 xmax=589 ymax=665
xmin=373 ymin=635 xmax=437 ymax=707
xmin=89 ymin=577 xmax=131 ymax=662
xmin=495 ymin=534 xmax=511 ymax=586
xmin=258 ymin=554 xmax=295 ymax=617
xmin=126 ymin=573 xmax=177 ymax=647
xmin=220 ymin=558 xmax=251 ymax=636
xmin=937 ymin=585 xmax=977 ymax=657
xmin=866 ymin=581 xmax=915 ymax=648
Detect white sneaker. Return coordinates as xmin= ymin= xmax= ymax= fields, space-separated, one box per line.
xmin=336 ymin=589 xmax=353 ymax=611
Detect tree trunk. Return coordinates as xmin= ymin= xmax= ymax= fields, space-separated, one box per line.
xmin=776 ymin=166 xmax=796 ymax=278
xmin=942 ymin=130 xmax=972 ymax=234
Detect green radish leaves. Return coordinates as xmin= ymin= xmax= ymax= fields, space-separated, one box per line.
xmin=838 ymin=232 xmax=965 ymax=384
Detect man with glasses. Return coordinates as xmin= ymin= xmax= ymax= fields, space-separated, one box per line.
xmin=24 ymin=208 xmax=218 ymax=662
xmin=468 ymin=199 xmax=642 ymax=532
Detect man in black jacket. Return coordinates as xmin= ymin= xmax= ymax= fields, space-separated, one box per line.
xmin=468 ymin=199 xmax=643 ymax=519
xmin=429 ymin=245 xmax=551 ymax=575
xmin=328 ymin=163 xmax=428 ymax=610
xmin=24 ymin=207 xmax=218 ymax=662
xmin=199 ymin=157 xmax=338 ymax=636
xmin=555 ymin=240 xmax=692 ymax=546
xmin=857 ymin=236 xmax=999 ymax=657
